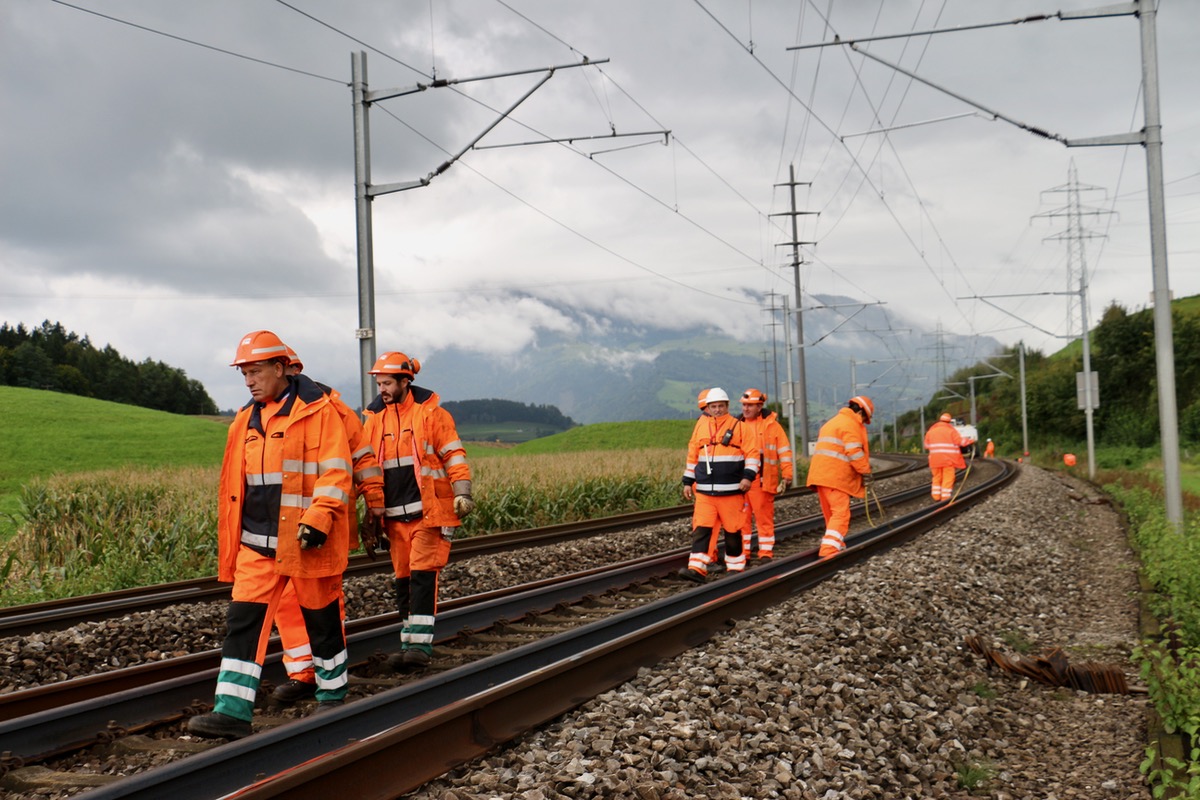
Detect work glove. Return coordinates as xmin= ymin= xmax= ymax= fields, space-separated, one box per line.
xmin=297 ymin=524 xmax=327 ymax=550
xmin=863 ymin=473 xmax=874 ymax=489
xmin=451 ymin=480 xmax=475 ymax=518
xmin=453 ymin=495 xmax=475 ymax=518
xmin=441 ymin=525 xmax=466 ymax=542
xmin=777 ymin=479 xmax=789 ymax=494
xmin=358 ymin=512 xmax=383 ymax=560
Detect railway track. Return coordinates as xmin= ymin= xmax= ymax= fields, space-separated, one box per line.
xmin=1 ymin=455 xmax=1009 ymax=799
xmin=0 ymin=456 xmax=929 ymax=639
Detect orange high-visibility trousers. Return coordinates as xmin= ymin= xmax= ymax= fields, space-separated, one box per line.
xmin=689 ymin=493 xmax=747 ymax=574
xmin=816 ymin=485 xmax=851 ymax=557
xmin=211 ymin=545 xmax=346 ymax=722
xmin=741 ymin=482 xmax=777 ymax=557
xmin=931 ymin=466 xmax=956 ymax=502
xmin=274 ymin=581 xmax=347 ymax=687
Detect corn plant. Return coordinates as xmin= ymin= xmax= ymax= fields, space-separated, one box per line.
xmin=0 ymin=448 xmax=689 ymax=604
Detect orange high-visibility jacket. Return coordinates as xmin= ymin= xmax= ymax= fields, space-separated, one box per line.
xmin=217 ymin=374 xmax=354 ymax=581
xmin=683 ymin=412 xmax=760 ymax=495
xmin=322 ymin=386 xmax=384 ymax=508
xmin=805 ymin=407 xmax=871 ymax=498
xmin=924 ymin=420 xmax=966 ymax=469
xmin=362 ymin=384 xmax=471 ymax=529
xmin=741 ymin=410 xmax=793 ymax=492
xmin=325 ymin=387 xmax=384 ymax=549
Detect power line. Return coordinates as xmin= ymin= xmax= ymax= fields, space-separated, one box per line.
xmin=48 ymin=0 xmax=345 ymax=85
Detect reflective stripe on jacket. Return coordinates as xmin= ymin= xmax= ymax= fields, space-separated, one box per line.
xmin=741 ymin=411 xmax=793 ymax=493
xmin=683 ymin=412 xmax=759 ymax=496
xmin=325 ymin=387 xmax=383 ymax=549
xmin=363 ymin=384 xmax=471 ymax=529
xmin=217 ymin=374 xmax=354 ymax=581
xmin=805 ymin=407 xmax=871 ymax=498
xmin=924 ymin=421 xmax=966 ymax=469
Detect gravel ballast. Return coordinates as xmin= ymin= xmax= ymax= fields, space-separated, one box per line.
xmin=0 ymin=463 xmax=1153 ymax=799
xmin=409 ymin=465 xmax=1149 ymax=800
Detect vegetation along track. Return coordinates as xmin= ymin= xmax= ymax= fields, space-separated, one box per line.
xmin=1 ymin=456 xmax=1012 ymax=798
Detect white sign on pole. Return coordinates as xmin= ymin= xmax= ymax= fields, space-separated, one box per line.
xmin=1075 ymin=371 xmax=1100 ymax=410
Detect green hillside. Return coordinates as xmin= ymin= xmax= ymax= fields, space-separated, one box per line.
xmin=0 ymin=386 xmax=229 ymax=536
xmin=511 ymin=420 xmax=696 ymax=454
xmin=0 ymin=387 xmax=694 ymax=536
xmin=898 ymin=293 xmax=1200 ymax=455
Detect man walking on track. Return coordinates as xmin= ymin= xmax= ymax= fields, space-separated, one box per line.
xmin=189 ymin=330 xmax=354 ymax=740
xmin=737 ymin=388 xmax=793 ymax=560
xmin=806 ymin=396 xmax=873 ymax=558
xmin=267 ymin=347 xmax=385 ymax=707
xmin=362 ymin=351 xmax=474 ymax=671
xmin=924 ymin=412 xmax=966 ymax=503
xmin=680 ymin=387 xmax=759 ymax=581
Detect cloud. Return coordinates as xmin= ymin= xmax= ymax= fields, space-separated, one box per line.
xmin=1 ymin=0 xmax=1198 ymax=417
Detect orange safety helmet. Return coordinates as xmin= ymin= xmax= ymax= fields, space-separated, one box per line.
xmin=230 ymin=330 xmax=290 ymax=367
xmin=286 ymin=346 xmax=304 ymax=371
xmin=369 ymin=351 xmax=421 ymax=378
xmin=939 ymin=412 xmax=952 ymax=423
xmin=697 ymin=389 xmax=710 ymax=410
xmin=741 ymin=388 xmax=767 ymax=405
xmin=848 ymin=395 xmax=874 ymax=423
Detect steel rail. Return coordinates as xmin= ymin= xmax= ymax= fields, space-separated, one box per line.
xmin=0 ymin=505 xmax=696 ymax=637
xmin=0 ymin=457 xmax=925 ymax=636
xmin=0 ymin=460 xmax=936 ymax=760
xmin=38 ymin=461 xmax=1014 ymax=799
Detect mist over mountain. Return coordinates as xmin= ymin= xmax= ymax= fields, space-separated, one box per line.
xmin=399 ymin=294 xmax=1003 ymax=436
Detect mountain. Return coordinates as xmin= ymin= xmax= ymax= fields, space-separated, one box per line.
xmin=416 ymin=294 xmax=1002 ymax=436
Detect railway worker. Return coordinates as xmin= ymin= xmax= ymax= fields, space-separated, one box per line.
xmin=267 ymin=348 xmax=386 ymax=707
xmin=924 ymin=412 xmax=966 ymax=502
xmin=737 ymin=388 xmax=793 ymax=560
xmin=680 ymin=387 xmax=759 ymax=581
xmin=188 ymin=331 xmax=354 ymax=740
xmin=985 ymin=438 xmax=995 ymax=459
xmin=362 ymin=351 xmax=474 ymax=671
xmin=805 ymin=396 xmax=873 ymax=558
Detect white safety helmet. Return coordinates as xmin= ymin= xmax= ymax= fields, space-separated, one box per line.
xmin=705 ymin=387 xmax=730 ymax=404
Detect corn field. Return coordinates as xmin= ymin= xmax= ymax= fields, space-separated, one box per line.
xmin=0 ymin=448 xmax=685 ymax=605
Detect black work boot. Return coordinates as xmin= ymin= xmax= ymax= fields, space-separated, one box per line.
xmin=270 ymin=679 xmax=316 ymax=706
xmin=187 ymin=712 xmax=252 ymax=740
xmin=402 ymin=648 xmax=431 ymax=669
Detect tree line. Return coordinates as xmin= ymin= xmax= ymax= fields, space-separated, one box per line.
xmin=904 ymin=299 xmax=1200 ymax=451
xmin=0 ymin=321 xmax=218 ymax=415
xmin=441 ymin=398 xmax=577 ymax=429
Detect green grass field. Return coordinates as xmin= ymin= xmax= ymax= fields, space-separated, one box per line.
xmin=510 ymin=420 xmax=695 ymax=453
xmin=0 ymin=386 xmax=230 ymax=537
xmin=454 ymin=421 xmax=570 ymax=444
xmin=0 ymin=389 xmax=700 ymax=537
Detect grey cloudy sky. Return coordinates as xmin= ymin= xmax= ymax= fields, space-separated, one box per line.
xmin=2 ymin=0 xmax=1198 ymax=412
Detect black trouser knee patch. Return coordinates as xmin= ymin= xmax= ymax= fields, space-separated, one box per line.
xmin=689 ymin=526 xmax=713 ymax=554
xmin=224 ymin=601 xmax=268 ymax=661
xmin=410 ymin=570 xmax=438 ymax=618
xmin=393 ymin=576 xmax=411 ymax=619
xmin=300 ymin=597 xmax=345 ymax=659
xmin=724 ymin=528 xmax=743 ymax=557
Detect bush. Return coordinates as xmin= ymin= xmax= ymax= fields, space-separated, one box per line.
xmin=1107 ymin=479 xmax=1200 ymax=796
